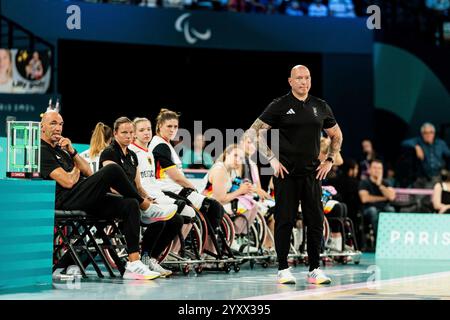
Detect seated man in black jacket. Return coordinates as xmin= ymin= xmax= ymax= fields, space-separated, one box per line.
xmin=40 ymin=110 xmax=160 ymax=280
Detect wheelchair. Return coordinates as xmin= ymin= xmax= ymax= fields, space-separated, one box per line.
xmin=156 ymin=190 xmax=241 ymax=275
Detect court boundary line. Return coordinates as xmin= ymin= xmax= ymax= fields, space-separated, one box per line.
xmin=239 ymin=270 xmax=450 ymax=300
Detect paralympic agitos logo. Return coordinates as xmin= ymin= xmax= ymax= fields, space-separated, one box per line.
xmin=175 ymin=13 xmax=212 ymax=45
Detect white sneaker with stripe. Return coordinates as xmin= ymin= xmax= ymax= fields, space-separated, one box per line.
xmin=123 ymin=260 xmax=160 ymax=280
xmin=277 ymin=267 xmax=296 ymax=284
xmin=141 ymin=203 xmax=178 ymax=224
xmin=307 ymin=268 xmax=331 ymax=284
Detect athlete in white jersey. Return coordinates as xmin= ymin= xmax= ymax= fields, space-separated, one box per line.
xmin=79 ymin=149 xmax=100 ymax=173
xmin=80 ymin=122 xmax=113 ymax=173
xmin=150 ymin=109 xmax=225 ymax=232
xmin=130 ymin=118 xmax=195 ymax=219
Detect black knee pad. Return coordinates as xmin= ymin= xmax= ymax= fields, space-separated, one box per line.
xmin=172 ymin=213 xmax=184 ymax=229
xmin=200 ymin=197 xmax=225 ymax=221
xmin=174 ymin=199 xmax=187 ymax=214
xmin=178 ymin=187 xmax=195 ymax=199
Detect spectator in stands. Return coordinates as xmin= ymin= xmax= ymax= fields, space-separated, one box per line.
xmin=181 ymin=133 xmax=214 ymax=169
xmin=285 ymin=0 xmax=305 ymax=16
xmin=385 ymin=163 xmax=397 ymax=187
xmin=401 ymin=122 xmax=450 ymax=188
xmin=139 ymin=0 xmax=160 ymax=7
xmin=0 ymin=49 xmax=14 ymax=93
xmin=358 ymin=159 xmax=396 ymax=239
xmin=425 ymin=0 xmax=450 ymax=45
xmin=308 ymin=0 xmax=328 ymax=17
xmin=329 ymin=0 xmax=356 ymax=18
xmin=246 ymin=0 xmax=268 ymax=13
xmin=228 ymin=0 xmax=248 ymax=12
xmin=432 ymin=169 xmax=450 ymax=213
xmin=359 ymin=139 xmax=380 ymax=180
xmin=330 ymin=158 xmax=361 ymax=222
xmin=80 ymin=122 xmax=113 ymax=173
xmin=162 ymin=0 xmax=184 ymax=8
xmin=40 ymin=110 xmax=161 ymax=280
xmin=99 ymin=116 xmax=182 ymax=277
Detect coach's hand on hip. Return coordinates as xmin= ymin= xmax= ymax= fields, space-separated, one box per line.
xmin=316 ymin=160 xmax=333 ymax=180
xmin=270 ymin=157 xmax=289 ymax=179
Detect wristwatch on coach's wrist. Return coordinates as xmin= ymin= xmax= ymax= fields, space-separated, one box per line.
xmin=69 ymin=149 xmax=78 ymax=158
xmin=325 ymin=157 xmax=334 ymax=164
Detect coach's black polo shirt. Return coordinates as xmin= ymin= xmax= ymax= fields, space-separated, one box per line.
xmin=40 ymin=139 xmax=84 ymax=206
xmin=99 ymin=140 xmax=139 ymax=186
xmin=259 ymin=92 xmax=337 ymax=176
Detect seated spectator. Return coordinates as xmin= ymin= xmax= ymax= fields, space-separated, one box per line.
xmin=99 ymin=116 xmax=183 ymax=277
xmin=181 ymin=133 xmax=214 ymax=169
xmin=328 ymin=158 xmax=363 ymax=248
xmin=162 ymin=0 xmax=184 ymax=8
xmin=359 ymin=139 xmax=381 ymax=180
xmin=138 ymin=0 xmax=160 ymax=7
xmin=432 ymin=169 xmax=450 ymax=213
xmin=329 ymin=158 xmax=360 ymax=223
xmin=426 ymin=0 xmax=450 ymax=11
xmin=328 ymin=0 xmax=356 ymax=18
xmin=358 ymin=159 xmax=396 ymax=239
xmin=308 ymin=0 xmax=328 ymax=17
xmin=247 ymin=0 xmax=268 ymax=13
xmin=228 ymin=0 xmax=248 ymax=12
xmin=80 ymin=122 xmax=113 ymax=173
xmin=401 ymin=122 xmax=450 ymax=188
xmin=40 ymin=110 xmax=161 ymax=280
xmin=285 ymin=0 xmax=305 ymax=16
xmin=385 ymin=162 xmax=397 ymax=187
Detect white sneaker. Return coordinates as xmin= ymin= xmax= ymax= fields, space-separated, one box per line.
xmin=230 ymin=240 xmax=241 ymax=252
xmin=307 ymin=268 xmax=331 ymax=284
xmin=141 ymin=204 xmax=178 ymax=224
xmin=123 ymin=260 xmax=160 ymax=280
xmin=148 ymin=258 xmax=173 ymax=277
xmin=327 ymin=236 xmax=343 ymax=252
xmin=65 ymin=265 xmax=82 ymax=278
xmin=277 ymin=267 xmax=296 ymax=284
xmin=231 ymin=238 xmax=259 ymax=254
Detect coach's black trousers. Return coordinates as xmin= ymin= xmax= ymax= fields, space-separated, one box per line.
xmin=142 ymin=214 xmax=184 ymax=259
xmin=57 ymin=163 xmax=144 ymax=253
xmin=274 ymin=173 xmax=323 ymax=271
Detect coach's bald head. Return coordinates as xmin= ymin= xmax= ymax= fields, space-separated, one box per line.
xmin=288 ymin=65 xmax=311 ymax=100
xmin=41 ymin=111 xmax=64 ymax=146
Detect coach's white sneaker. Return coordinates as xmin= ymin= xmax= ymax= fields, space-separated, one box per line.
xmin=307 ymin=268 xmax=331 ymax=284
xmin=277 ymin=267 xmax=296 ymax=284
xmin=141 ymin=203 xmax=178 ymax=224
xmin=123 ymin=260 xmax=160 ymax=280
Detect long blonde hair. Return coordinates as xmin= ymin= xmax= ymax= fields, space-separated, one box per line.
xmin=89 ymin=122 xmax=112 ymax=158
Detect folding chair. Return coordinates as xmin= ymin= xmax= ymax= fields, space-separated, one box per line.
xmin=53 ymin=210 xmax=119 ymax=278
